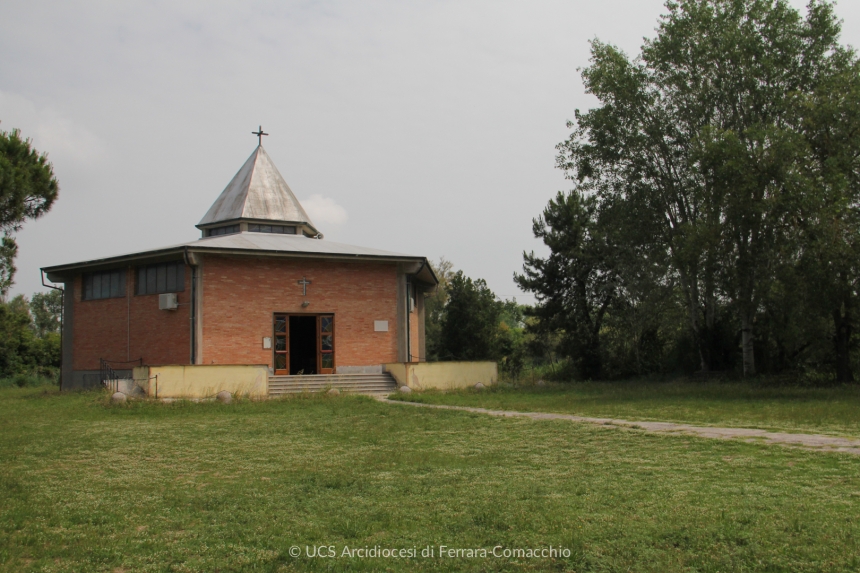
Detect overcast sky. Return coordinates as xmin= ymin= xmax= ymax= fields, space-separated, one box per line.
xmin=2 ymin=0 xmax=858 ymax=303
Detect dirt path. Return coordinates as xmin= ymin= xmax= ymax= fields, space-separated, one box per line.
xmin=380 ymin=398 xmax=860 ymax=455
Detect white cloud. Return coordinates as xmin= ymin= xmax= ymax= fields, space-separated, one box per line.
xmin=301 ymin=194 xmax=348 ymax=226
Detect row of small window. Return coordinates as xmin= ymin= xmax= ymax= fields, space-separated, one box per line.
xmin=82 ymin=262 xmax=185 ymax=301
xmin=249 ymin=224 xmax=297 ymax=234
xmin=206 ymin=223 xmax=299 ymax=237
xmin=208 ymin=225 xmax=239 ymax=237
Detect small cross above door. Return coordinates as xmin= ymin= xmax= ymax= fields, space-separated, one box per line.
xmin=298 ymin=276 xmax=312 ymax=296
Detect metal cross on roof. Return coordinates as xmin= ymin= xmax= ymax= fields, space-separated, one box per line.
xmin=298 ymin=276 xmax=312 ymax=296
xmin=252 ymin=125 xmax=268 ymax=146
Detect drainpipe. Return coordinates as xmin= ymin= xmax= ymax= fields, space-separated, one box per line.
xmin=406 ymin=280 xmax=412 ymax=363
xmin=41 ymin=270 xmax=64 ymax=390
xmin=127 ymin=265 xmax=131 ymax=361
xmin=184 ymin=247 xmax=197 ymax=365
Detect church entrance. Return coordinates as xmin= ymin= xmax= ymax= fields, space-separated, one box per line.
xmin=273 ymin=313 xmax=335 ymax=376
xmin=289 ymin=316 xmax=316 ymax=374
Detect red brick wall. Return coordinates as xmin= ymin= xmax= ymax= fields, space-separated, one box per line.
xmin=200 ymin=255 xmax=398 ymax=369
xmin=72 ymin=266 xmax=191 ymax=370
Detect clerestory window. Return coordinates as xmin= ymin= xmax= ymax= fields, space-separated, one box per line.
xmin=82 ymin=269 xmax=126 ymax=300
xmin=248 ymin=224 xmax=297 ymax=234
xmin=207 ymin=225 xmax=240 ymax=237
xmin=136 ymin=261 xmax=185 ymax=295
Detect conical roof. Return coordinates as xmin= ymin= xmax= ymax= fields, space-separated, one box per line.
xmin=197 ymin=145 xmax=318 ymax=234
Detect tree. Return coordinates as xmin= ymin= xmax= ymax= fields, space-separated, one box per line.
xmin=428 ymin=261 xmax=531 ymax=372
xmin=0 ymin=295 xmax=37 ymax=378
xmin=516 ymin=191 xmax=619 ymax=379
xmin=555 ymin=0 xmax=850 ymax=377
xmin=496 ymin=299 xmax=529 ymax=379
xmin=655 ymin=0 xmax=846 ymax=376
xmin=0 ymin=127 xmax=59 ymax=295
xmin=0 ymin=293 xmax=60 ymax=381
xmin=439 ymin=271 xmax=502 ymax=361
xmin=30 ymin=289 xmax=62 ymax=337
xmin=558 ymin=37 xmax=722 ymax=373
xmin=424 ymin=257 xmax=455 ymax=361
xmin=795 ymin=62 xmax=860 ymax=381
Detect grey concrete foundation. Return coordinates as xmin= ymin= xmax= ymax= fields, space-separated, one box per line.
xmin=69 ymin=370 xmax=133 ymax=390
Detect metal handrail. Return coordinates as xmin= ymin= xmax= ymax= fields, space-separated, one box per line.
xmin=100 ymin=357 xmax=143 ymax=390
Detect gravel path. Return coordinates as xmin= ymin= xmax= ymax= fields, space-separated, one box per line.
xmin=381 ymin=398 xmax=860 ymax=455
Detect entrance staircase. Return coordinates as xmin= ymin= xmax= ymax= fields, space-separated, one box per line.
xmin=268 ymin=372 xmax=398 ymax=396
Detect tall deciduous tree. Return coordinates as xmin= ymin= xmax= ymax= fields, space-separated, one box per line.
xmin=796 ymin=63 xmax=860 ymax=381
xmin=0 ymin=295 xmax=37 ymax=378
xmin=559 ymin=38 xmax=721 ymax=373
xmin=554 ymin=0 xmax=850 ymax=377
xmin=0 ymin=293 xmax=60 ymax=380
xmin=649 ymin=0 xmax=846 ymax=376
xmin=30 ymin=289 xmax=62 ymax=337
xmin=0 ymin=127 xmax=59 ymax=295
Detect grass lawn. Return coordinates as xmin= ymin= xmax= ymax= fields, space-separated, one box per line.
xmin=2 ymin=387 xmax=860 ymax=572
xmin=389 ymin=380 xmax=860 ymax=437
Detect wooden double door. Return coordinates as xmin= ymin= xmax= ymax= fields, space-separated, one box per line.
xmin=273 ymin=314 xmax=335 ymax=375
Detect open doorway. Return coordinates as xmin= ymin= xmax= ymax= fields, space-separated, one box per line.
xmin=273 ymin=313 xmax=336 ymax=375
xmin=289 ymin=315 xmax=317 ymax=375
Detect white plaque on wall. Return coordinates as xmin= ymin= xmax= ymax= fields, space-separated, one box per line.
xmin=262 ymin=337 xmax=272 ymax=349
xmin=374 ymin=320 xmax=389 ymax=332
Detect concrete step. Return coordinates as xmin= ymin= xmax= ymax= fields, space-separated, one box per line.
xmin=269 ymin=384 xmax=396 ymax=392
xmin=269 ymin=381 xmax=394 ymax=385
xmin=269 ymin=373 xmax=392 ymax=380
xmin=269 ymin=382 xmax=396 ymax=389
xmin=269 ymin=373 xmax=395 ymax=381
xmin=270 ymin=389 xmax=394 ymax=395
xmin=269 ymin=378 xmax=393 ymax=382
xmin=269 ymin=378 xmax=395 ymax=384
xmin=268 ymin=372 xmax=398 ymax=396
xmin=270 ymin=389 xmax=395 ymax=395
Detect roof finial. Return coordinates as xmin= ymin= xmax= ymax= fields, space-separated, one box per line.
xmin=252 ymin=125 xmax=268 ymax=146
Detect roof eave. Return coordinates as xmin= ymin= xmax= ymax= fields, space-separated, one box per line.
xmin=42 ymin=246 xmax=189 ymax=277
xmin=42 ymin=245 xmax=428 ymax=276
xmin=184 ymin=245 xmax=427 ymax=265
xmin=413 ymin=259 xmax=439 ymax=287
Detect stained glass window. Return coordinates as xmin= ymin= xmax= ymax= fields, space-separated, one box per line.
xmin=321 ymin=335 xmax=333 ymax=351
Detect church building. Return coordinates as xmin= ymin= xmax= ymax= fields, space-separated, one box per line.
xmin=43 ymin=135 xmax=437 ymax=390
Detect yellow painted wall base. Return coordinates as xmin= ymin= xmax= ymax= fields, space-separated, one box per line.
xmin=384 ymin=361 xmax=497 ymax=391
xmin=133 ymin=364 xmax=269 ymax=399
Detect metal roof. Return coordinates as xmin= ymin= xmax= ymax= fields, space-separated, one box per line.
xmin=192 ymin=232 xmax=417 ymax=258
xmin=42 ymin=232 xmax=433 ymax=276
xmin=197 ymin=145 xmax=318 ymax=232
